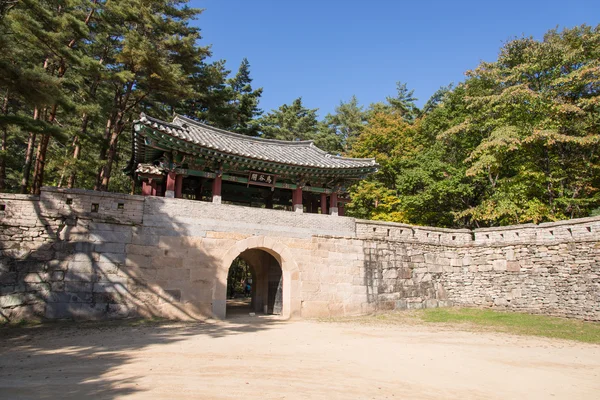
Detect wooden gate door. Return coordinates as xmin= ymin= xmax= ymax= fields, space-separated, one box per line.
xmin=267 ymin=263 xmax=283 ymax=314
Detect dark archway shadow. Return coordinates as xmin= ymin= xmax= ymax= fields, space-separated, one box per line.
xmin=225 ymin=249 xmax=283 ymax=319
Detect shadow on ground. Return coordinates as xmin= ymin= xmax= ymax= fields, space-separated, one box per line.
xmin=0 ymin=316 xmax=284 ymax=399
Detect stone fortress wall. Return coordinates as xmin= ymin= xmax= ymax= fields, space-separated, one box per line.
xmin=1 ymin=187 xmax=598 ymax=322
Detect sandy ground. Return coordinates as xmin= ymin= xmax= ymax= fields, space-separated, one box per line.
xmin=0 ymin=314 xmax=599 ymax=400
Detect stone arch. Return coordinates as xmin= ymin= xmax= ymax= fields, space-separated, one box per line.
xmin=212 ymin=236 xmax=301 ymax=319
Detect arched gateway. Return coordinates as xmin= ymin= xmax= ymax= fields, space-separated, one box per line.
xmin=213 ymin=236 xmax=301 ymax=319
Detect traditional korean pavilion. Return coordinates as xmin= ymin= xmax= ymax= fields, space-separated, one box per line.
xmin=126 ymin=113 xmax=378 ymax=215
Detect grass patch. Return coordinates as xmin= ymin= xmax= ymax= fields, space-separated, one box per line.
xmin=323 ymin=308 xmax=600 ymax=344
xmin=420 ymin=308 xmax=600 ymax=344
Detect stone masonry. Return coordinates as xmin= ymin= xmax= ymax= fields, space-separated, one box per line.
xmin=1 ymin=187 xmax=598 ymax=322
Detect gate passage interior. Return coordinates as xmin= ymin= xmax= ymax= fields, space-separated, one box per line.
xmin=226 ymin=249 xmax=283 ymax=316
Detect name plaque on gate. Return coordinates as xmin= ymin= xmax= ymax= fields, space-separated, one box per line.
xmin=248 ymin=171 xmax=276 ymax=187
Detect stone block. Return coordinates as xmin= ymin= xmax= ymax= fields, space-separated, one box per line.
xmin=94 ymin=242 xmax=126 ymax=254
xmin=64 ymin=280 xmax=93 ymax=292
xmin=124 ymin=254 xmax=152 ymax=268
xmin=399 ymin=268 xmax=412 ymax=279
xmin=64 ymin=261 xmax=94 ymax=280
xmin=0 ymin=293 xmax=27 ymax=307
xmin=88 ymin=231 xmax=132 ymax=244
xmin=411 ymin=255 xmax=425 ymax=263
xmin=424 ymin=299 xmax=439 ymax=309
xmin=0 ymin=272 xmax=17 ymax=284
xmin=507 ymin=261 xmax=521 ymax=272
xmin=395 ymin=299 xmax=408 ymax=309
xmin=156 ymin=267 xmax=190 ymax=281
xmin=45 ymin=302 xmax=108 ymax=319
xmin=427 ymin=265 xmax=443 ymax=273
xmin=23 ymin=272 xmax=50 ymax=283
xmin=407 ymin=301 xmax=423 ymax=310
xmin=493 ymin=259 xmax=507 ymax=271
xmin=301 ymin=301 xmax=330 ymax=318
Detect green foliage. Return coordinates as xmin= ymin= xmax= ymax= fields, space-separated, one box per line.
xmin=1 ymin=4 xmax=597 ymax=232
xmin=347 ymin=25 xmax=600 ymax=228
xmin=257 ymin=97 xmax=343 ymax=153
xmin=192 ymin=58 xmax=263 ymax=136
xmin=321 ymin=95 xmax=366 ymax=152
xmin=0 ymin=0 xmax=265 ymax=193
xmin=258 ymin=97 xmax=319 ymax=141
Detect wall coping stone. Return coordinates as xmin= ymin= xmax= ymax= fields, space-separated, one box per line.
xmin=0 ymin=194 xmax=40 ymax=201
xmin=355 ymin=219 xmax=471 ymax=233
xmin=41 ymin=186 xmax=145 ymax=202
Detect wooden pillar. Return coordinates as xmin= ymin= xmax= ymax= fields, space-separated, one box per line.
xmin=329 ymin=192 xmax=338 ymax=216
xmin=320 ymin=193 xmax=328 ymax=215
xmin=142 ymin=180 xmax=152 ymax=196
xmin=175 ymin=175 xmax=183 ymax=198
xmin=212 ymin=175 xmax=222 ymax=204
xmin=292 ymin=187 xmax=303 ymax=213
xmin=165 ymin=171 xmax=176 ymax=198
xmin=338 ymin=202 xmax=345 ymax=217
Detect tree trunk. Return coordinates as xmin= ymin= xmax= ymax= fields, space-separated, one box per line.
xmin=96 ymin=79 xmax=135 ymax=191
xmin=94 ymin=113 xmax=116 ymax=190
xmin=68 ymin=51 xmax=104 ymax=189
xmin=31 ymin=2 xmax=98 ymax=194
xmin=31 ymin=132 xmax=50 ymax=195
xmin=20 ymin=107 xmax=40 ymax=194
xmin=97 ymin=119 xmax=124 ymax=191
xmin=0 ymin=90 xmax=8 ymax=191
xmin=67 ymin=133 xmax=81 ymax=188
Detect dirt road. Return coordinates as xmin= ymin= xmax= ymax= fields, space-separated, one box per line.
xmin=1 ymin=316 xmax=598 ymax=399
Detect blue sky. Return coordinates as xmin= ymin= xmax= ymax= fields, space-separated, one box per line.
xmin=191 ymin=0 xmax=598 ymax=117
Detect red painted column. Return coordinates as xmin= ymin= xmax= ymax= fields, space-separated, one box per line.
xmin=165 ymin=171 xmax=176 ymax=198
xmin=142 ymin=180 xmax=152 ymax=196
xmin=212 ymin=175 xmax=222 ymax=204
xmin=338 ymin=202 xmax=345 ymax=217
xmin=320 ymin=193 xmax=328 ymax=214
xmin=292 ymin=187 xmax=303 ymax=213
xmin=329 ymin=192 xmax=338 ymax=216
xmin=175 ymin=175 xmax=183 ymax=198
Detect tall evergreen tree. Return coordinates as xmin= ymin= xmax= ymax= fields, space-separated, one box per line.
xmin=188 ymin=57 xmax=262 ymax=136
xmin=258 ymin=97 xmax=320 ymax=142
xmin=321 ymin=95 xmax=366 ymax=152
xmin=226 ymin=58 xmax=263 ymax=135
xmin=95 ymin=0 xmax=205 ymax=191
xmin=385 ymin=82 xmax=419 ymax=122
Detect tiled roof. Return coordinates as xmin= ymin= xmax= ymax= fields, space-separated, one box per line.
xmin=136 ymin=113 xmax=378 ymax=170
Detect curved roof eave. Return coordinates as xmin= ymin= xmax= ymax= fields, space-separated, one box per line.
xmin=134 ymin=113 xmax=379 ymax=171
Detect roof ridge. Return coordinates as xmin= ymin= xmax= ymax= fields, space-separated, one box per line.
xmin=330 ymin=154 xmax=377 ymax=163
xmin=172 ymin=114 xmax=315 ymax=147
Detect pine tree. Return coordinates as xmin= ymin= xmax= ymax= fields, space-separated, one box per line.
xmin=227 ymin=58 xmax=263 ymax=136
xmin=321 ymin=95 xmax=366 ymax=152
xmin=187 ymin=57 xmax=262 ymax=136
xmin=258 ymin=97 xmax=320 ymax=142
xmin=385 ymin=82 xmax=419 ymax=122
xmin=95 ymin=0 xmax=206 ymax=191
